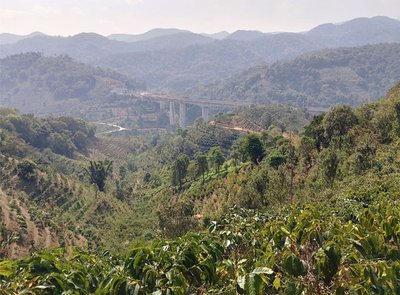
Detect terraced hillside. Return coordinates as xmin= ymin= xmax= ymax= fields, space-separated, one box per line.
xmin=0 ymin=155 xmax=87 ymax=258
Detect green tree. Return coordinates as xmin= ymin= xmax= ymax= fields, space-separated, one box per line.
xmin=17 ymin=160 xmax=36 ymax=181
xmin=304 ymin=114 xmax=326 ymax=152
xmin=299 ymin=136 xmax=315 ymax=170
xmin=72 ymin=130 xmax=88 ymax=152
xmin=354 ymin=140 xmax=375 ymax=174
xmin=114 ymin=180 xmax=133 ymax=201
xmin=48 ymin=133 xmax=75 ymax=157
xmin=321 ymin=149 xmax=339 ymax=186
xmin=230 ymin=139 xmax=247 ymax=164
xmin=171 ymin=154 xmax=190 ymax=190
xmin=243 ymin=134 xmax=265 ymax=164
xmin=322 ymin=105 xmax=358 ymax=147
xmin=84 ymin=159 xmax=113 ymax=192
xmin=285 ymin=143 xmax=298 ymax=204
xmin=374 ymin=108 xmax=393 ymax=143
xmin=208 ymin=147 xmax=225 ymax=174
xmin=195 ymin=153 xmax=208 ymax=183
xmin=156 ymin=199 xmax=195 ymax=238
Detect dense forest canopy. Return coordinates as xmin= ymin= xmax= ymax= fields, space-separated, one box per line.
xmin=189 ymin=43 xmax=400 ymax=107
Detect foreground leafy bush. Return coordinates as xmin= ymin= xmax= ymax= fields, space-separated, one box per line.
xmin=1 ymin=196 xmax=399 ymax=294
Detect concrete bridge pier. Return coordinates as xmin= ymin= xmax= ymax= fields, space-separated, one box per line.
xmin=169 ymin=101 xmax=176 ymax=125
xmin=179 ymin=103 xmax=187 ymax=127
xmin=201 ymin=105 xmax=209 ymax=122
xmin=159 ymin=101 xmax=167 ymax=111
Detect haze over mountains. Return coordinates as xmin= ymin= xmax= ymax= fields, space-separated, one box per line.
xmin=1 ymin=16 xmax=400 ymax=110
xmin=189 ymin=43 xmax=400 ymax=107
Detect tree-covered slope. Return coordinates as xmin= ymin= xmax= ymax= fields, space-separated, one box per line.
xmin=96 ymin=40 xmax=263 ymax=90
xmin=189 ymin=43 xmax=400 ymax=107
xmin=0 ymin=109 xmax=158 ymax=257
xmin=2 ymin=82 xmax=400 ymax=293
xmin=305 ymin=16 xmax=400 ymax=47
xmin=0 ymin=32 xmax=214 ymax=62
xmin=2 ymin=81 xmax=400 ymax=292
xmin=96 ymin=17 xmax=400 ymax=92
xmin=0 ymin=52 xmax=145 ymax=115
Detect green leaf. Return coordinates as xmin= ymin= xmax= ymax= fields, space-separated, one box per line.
xmin=248 ymin=274 xmax=263 ymax=295
xmin=252 ymin=267 xmax=273 ymax=275
xmin=284 ymin=281 xmax=296 ymax=295
xmin=0 ymin=260 xmax=16 ymax=278
xmin=273 ymin=277 xmax=281 ymax=289
xmin=282 ymin=254 xmax=307 ymax=277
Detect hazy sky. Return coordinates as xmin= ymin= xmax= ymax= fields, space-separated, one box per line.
xmin=1 ymin=0 xmax=400 ymax=36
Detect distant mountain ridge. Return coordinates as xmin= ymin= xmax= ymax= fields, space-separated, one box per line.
xmin=93 ymin=16 xmax=400 ymax=91
xmin=1 ymin=16 xmax=400 ymax=93
xmin=0 ymin=32 xmax=214 ymax=62
xmin=226 ymin=30 xmax=267 ymax=41
xmin=305 ymin=16 xmax=400 ymax=46
xmin=187 ymin=43 xmax=400 ymax=107
xmin=0 ymin=32 xmax=46 ymax=44
xmin=108 ymin=28 xmax=190 ymax=42
xmin=95 ymin=40 xmax=263 ymax=90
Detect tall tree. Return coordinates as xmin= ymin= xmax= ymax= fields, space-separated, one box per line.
xmin=303 ymin=114 xmax=326 ymax=152
xmin=321 ymin=149 xmax=339 ymax=187
xmin=285 ymin=143 xmax=298 ymax=204
xmin=85 ymin=159 xmax=113 ymax=192
xmin=195 ymin=153 xmax=208 ymax=183
xmin=322 ymin=105 xmax=357 ymax=147
xmin=208 ymin=147 xmax=225 ymax=174
xmin=171 ymin=154 xmax=190 ymax=190
xmin=243 ymin=134 xmax=265 ymax=164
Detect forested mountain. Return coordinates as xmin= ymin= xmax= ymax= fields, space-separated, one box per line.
xmin=108 ymin=28 xmax=189 ymax=42
xmin=305 ymin=16 xmax=400 ymax=46
xmin=2 ymin=79 xmax=400 ymax=293
xmin=1 ymin=17 xmax=400 ymax=92
xmin=93 ymin=16 xmax=400 ymax=91
xmin=226 ymin=30 xmax=266 ymax=41
xmin=96 ymin=40 xmax=263 ymax=90
xmin=0 ymin=32 xmax=46 ymax=45
xmin=109 ymin=28 xmax=228 ymax=43
xmin=0 ymin=52 xmax=145 ymax=115
xmin=0 ymin=32 xmax=214 ymax=62
xmin=189 ymin=43 xmax=400 ymax=107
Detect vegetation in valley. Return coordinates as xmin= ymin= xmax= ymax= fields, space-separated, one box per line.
xmin=1 ymin=80 xmax=400 ymax=293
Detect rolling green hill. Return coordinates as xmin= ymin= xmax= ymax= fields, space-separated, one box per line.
xmin=189 ymin=43 xmax=400 ymax=107
xmin=0 ymin=52 xmax=145 ymax=115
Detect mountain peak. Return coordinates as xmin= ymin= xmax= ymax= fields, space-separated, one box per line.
xmin=108 ymin=28 xmax=189 ymax=42
xmin=307 ymin=16 xmax=400 ymax=36
xmin=226 ymin=30 xmax=266 ymax=41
